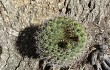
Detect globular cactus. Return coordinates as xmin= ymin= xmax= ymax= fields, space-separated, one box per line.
xmin=39 ymin=17 xmax=87 ymax=66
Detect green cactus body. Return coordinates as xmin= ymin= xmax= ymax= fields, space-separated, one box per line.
xmin=39 ymin=17 xmax=87 ymax=66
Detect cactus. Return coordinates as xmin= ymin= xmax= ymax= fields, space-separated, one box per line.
xmin=39 ymin=17 xmax=87 ymax=66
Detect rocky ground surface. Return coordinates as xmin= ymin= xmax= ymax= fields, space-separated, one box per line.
xmin=0 ymin=0 xmax=110 ymax=70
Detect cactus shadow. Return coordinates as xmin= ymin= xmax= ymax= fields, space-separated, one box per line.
xmin=15 ymin=25 xmax=42 ymax=59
